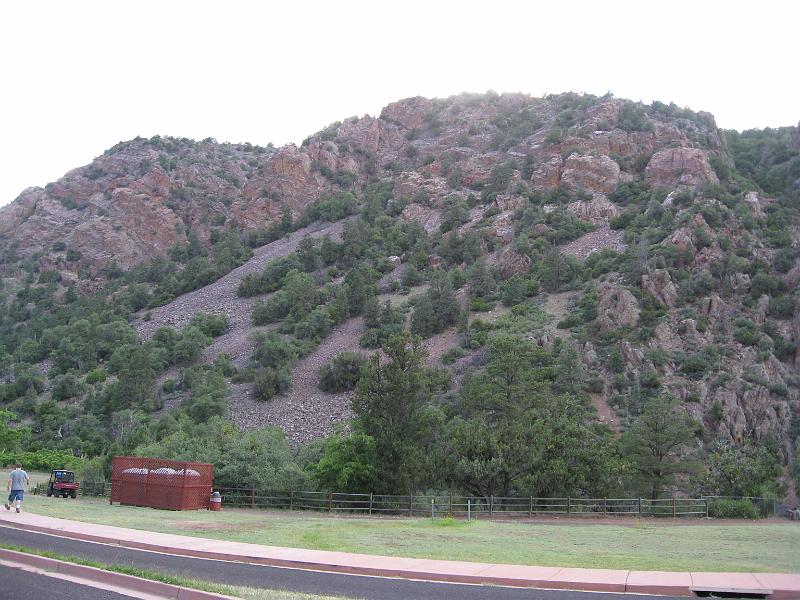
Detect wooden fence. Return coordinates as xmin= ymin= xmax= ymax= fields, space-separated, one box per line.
xmin=53 ymin=482 xmax=779 ymax=519
xmin=215 ymin=489 xmax=715 ymax=518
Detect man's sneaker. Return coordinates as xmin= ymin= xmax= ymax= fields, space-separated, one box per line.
xmin=15 ymin=508 xmax=20 ymax=513
xmin=3 ymin=503 xmax=8 ymax=510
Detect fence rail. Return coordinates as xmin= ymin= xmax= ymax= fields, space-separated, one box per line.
xmin=35 ymin=483 xmax=779 ymax=519
xmin=214 ymin=489 xmax=775 ymax=519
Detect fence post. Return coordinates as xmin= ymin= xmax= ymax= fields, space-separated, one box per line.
xmin=705 ymin=498 xmax=709 ymax=518
xmin=529 ymin=496 xmax=533 ymax=518
xmin=369 ymin=492 xmax=373 ymax=516
xmin=603 ymin=497 xmax=607 ymax=515
xmin=409 ymin=494 xmax=413 ymax=517
xmin=251 ymin=485 xmax=256 ymax=509
xmin=489 ymin=495 xmax=493 ymax=518
xmin=431 ymin=498 xmax=435 ymax=520
xmin=289 ymin=490 xmax=294 ymax=511
xmin=448 ymin=495 xmax=452 ymax=517
xmin=672 ymin=496 xmax=676 ymax=518
xmin=467 ymin=499 xmax=471 ymax=522
xmin=638 ymin=498 xmax=642 ymax=516
xmin=327 ymin=491 xmax=333 ymax=513
xmin=567 ymin=497 xmax=571 ymax=515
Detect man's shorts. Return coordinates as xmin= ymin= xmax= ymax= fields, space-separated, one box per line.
xmin=8 ymin=490 xmax=23 ymax=502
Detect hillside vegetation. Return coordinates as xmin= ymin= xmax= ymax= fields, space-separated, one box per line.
xmin=0 ymin=92 xmax=797 ymax=501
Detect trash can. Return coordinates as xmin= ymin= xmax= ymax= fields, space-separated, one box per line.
xmin=209 ymin=491 xmax=222 ymax=512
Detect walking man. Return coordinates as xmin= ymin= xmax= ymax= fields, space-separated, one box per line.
xmin=6 ymin=464 xmax=29 ymax=513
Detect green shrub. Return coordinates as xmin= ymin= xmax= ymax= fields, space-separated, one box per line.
xmin=293 ymin=306 xmax=332 ymax=342
xmin=681 ymin=354 xmax=712 ymax=377
xmin=189 ymin=313 xmax=229 ymax=337
xmin=84 ymin=368 xmax=107 ymax=384
xmin=469 ymin=298 xmax=494 ymax=312
xmin=66 ymin=249 xmax=81 ymax=262
xmin=442 ymin=347 xmax=466 ymax=365
xmin=769 ymin=296 xmax=794 ymax=319
xmin=319 ymin=352 xmax=366 ymax=393
xmin=734 ymin=320 xmax=761 ymax=346
xmin=51 ymin=374 xmax=84 ymax=401
xmin=252 ymin=291 xmax=291 ymax=325
xmin=707 ymin=499 xmax=760 ymax=519
xmin=253 ymin=367 xmax=291 ymax=402
xmin=0 ymin=449 xmax=80 ymax=471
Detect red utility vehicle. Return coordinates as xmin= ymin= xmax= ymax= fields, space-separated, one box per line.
xmin=46 ymin=470 xmax=78 ymax=498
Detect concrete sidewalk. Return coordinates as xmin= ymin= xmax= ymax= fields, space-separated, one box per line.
xmin=1 ymin=511 xmax=799 ymax=598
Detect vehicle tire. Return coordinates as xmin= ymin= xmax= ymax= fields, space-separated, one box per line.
xmin=46 ymin=486 xmax=52 ymax=497
xmin=70 ymin=491 xmax=77 ymax=499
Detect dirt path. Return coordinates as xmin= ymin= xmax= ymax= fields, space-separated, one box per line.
xmin=228 ymin=317 xmax=366 ymax=446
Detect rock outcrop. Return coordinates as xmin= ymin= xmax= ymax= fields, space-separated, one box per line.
xmin=561 ymin=153 xmax=620 ymax=194
xmin=644 ymin=147 xmax=719 ymax=188
xmin=597 ymin=283 xmax=640 ymax=331
xmin=641 ymin=269 xmax=678 ymax=308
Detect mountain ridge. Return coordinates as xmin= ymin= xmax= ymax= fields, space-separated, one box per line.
xmin=1 ymin=91 xmax=797 ymax=500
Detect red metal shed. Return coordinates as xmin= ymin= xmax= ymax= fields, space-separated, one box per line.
xmin=111 ymin=456 xmax=213 ymax=510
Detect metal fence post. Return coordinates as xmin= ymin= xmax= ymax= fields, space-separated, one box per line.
xmin=448 ymin=495 xmax=452 ymax=516
xmin=529 ymin=496 xmax=533 ymax=518
xmin=409 ymin=494 xmax=413 ymax=517
xmin=705 ymin=498 xmax=709 ymax=518
xmin=369 ymin=492 xmax=373 ymax=516
xmin=489 ymin=495 xmax=493 ymax=517
xmin=603 ymin=497 xmax=607 ymax=515
xmin=289 ymin=490 xmax=294 ymax=511
xmin=467 ymin=499 xmax=471 ymax=522
xmin=638 ymin=498 xmax=642 ymax=516
xmin=431 ymin=498 xmax=435 ymax=519
xmin=567 ymin=497 xmax=571 ymax=515
xmin=672 ymin=496 xmax=676 ymax=518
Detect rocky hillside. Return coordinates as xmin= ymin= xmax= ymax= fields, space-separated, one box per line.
xmin=1 ymin=92 xmax=798 ymax=495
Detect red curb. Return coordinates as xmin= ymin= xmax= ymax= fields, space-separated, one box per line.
xmin=626 ymin=570 xmax=694 ymax=596
xmin=0 ymin=548 xmax=236 ymax=599
xmin=2 ymin=513 xmax=799 ymax=598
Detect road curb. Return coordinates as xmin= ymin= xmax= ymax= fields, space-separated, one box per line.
xmin=0 ymin=548 xmax=237 ymax=600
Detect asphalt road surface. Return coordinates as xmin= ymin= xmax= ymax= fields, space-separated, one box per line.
xmin=0 ymin=563 xmax=132 ymax=599
xmin=0 ymin=525 xmax=681 ymax=600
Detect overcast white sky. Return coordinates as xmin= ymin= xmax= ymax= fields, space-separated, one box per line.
xmin=1 ymin=1 xmax=797 ymax=206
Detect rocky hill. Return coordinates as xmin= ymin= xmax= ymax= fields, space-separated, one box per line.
xmin=0 ymin=92 xmax=798 ymax=498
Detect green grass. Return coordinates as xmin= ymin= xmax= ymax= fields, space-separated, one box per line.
xmin=21 ymin=496 xmax=800 ymax=573
xmin=0 ymin=543 xmax=353 ymax=600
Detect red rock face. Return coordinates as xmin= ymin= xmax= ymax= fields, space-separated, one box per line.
xmin=561 ymin=153 xmax=620 ymax=194
xmin=71 ymin=189 xmax=183 ymax=268
xmin=644 ymin=147 xmax=719 ymax=188
xmin=379 ymin=96 xmax=434 ymax=130
xmin=0 ymin=92 xmax=730 ymax=281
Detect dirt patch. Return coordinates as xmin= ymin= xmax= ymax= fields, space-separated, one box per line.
xmin=590 ymin=392 xmax=619 ymax=432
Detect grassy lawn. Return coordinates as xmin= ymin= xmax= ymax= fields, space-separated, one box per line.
xmin=20 ymin=496 xmax=800 ymax=573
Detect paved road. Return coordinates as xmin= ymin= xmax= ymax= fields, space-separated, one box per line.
xmin=0 ymin=563 xmax=131 ymax=599
xmin=0 ymin=526 xmax=681 ymax=600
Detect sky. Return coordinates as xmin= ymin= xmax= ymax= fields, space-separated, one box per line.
xmin=1 ymin=1 xmax=797 ymax=206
